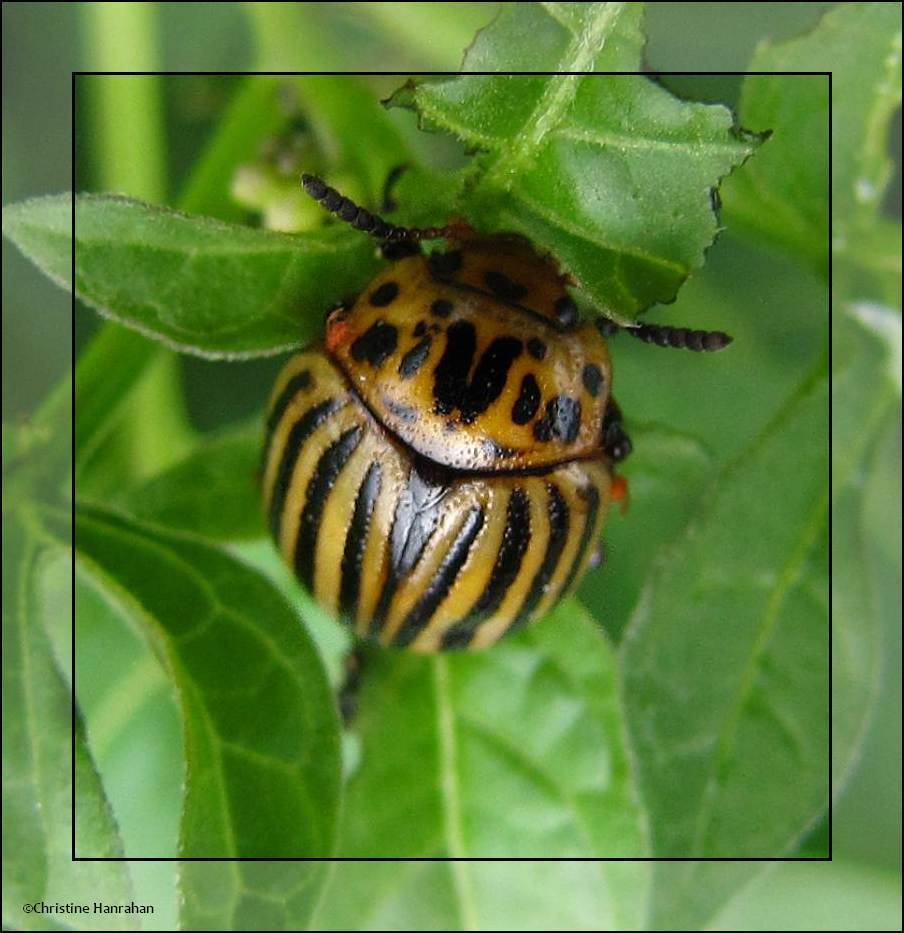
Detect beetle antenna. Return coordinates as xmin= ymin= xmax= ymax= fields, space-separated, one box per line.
xmin=597 ymin=317 xmax=732 ymax=352
xmin=302 ymin=173 xmax=455 ymax=243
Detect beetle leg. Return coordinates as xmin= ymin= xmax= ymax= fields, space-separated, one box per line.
xmin=339 ymin=644 xmax=367 ymax=726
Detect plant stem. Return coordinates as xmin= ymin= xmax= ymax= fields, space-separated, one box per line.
xmin=76 ymin=2 xmax=193 ymax=488
xmin=81 ymin=1 xmax=167 ymax=201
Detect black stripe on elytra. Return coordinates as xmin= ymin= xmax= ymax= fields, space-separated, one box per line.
xmin=459 ymin=336 xmax=522 ymax=424
xmin=439 ymin=622 xmax=478 ymax=651
xmin=398 ymin=335 xmax=432 ymax=379
xmin=369 ymin=462 xmax=452 ymax=636
xmin=393 ymin=506 xmax=486 ymax=647
xmin=339 ymin=460 xmax=382 ymax=623
xmin=466 ymin=487 xmax=531 ymax=623
xmin=265 ymin=370 xmax=312 ymax=436
xmin=294 ymin=426 xmax=364 ymax=591
xmin=432 ymin=320 xmax=477 ymax=415
xmin=268 ymin=398 xmax=344 ymax=540
xmin=512 ymin=374 xmax=541 ymax=425
xmin=510 ymin=483 xmax=569 ymax=630
xmin=558 ymin=484 xmax=601 ymax=597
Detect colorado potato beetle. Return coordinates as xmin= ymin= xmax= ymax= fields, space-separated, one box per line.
xmin=262 ymin=174 xmax=731 ymax=652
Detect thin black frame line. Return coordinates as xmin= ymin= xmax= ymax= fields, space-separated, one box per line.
xmin=70 ymin=69 xmax=834 ymax=865
xmin=826 ymin=69 xmax=834 ymax=864
xmin=72 ymin=69 xmax=832 ymax=77
xmin=70 ymin=68 xmax=77 ymax=865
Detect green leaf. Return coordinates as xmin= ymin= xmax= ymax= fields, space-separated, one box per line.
xmin=179 ymin=76 xmax=292 ymax=222
xmin=720 ymin=73 xmax=829 ymax=271
xmin=3 ymin=194 xmax=381 ymax=358
xmin=75 ymin=328 xmax=195 ymax=495
xmin=118 ymin=421 xmax=263 ymax=540
xmin=2 ymin=513 xmax=136 ymax=930
xmin=73 ymin=504 xmax=342 ymax=863
xmin=578 ymin=425 xmax=714 ymax=641
xmin=831 ymin=305 xmax=899 ymax=790
xmin=288 ymin=75 xmax=412 ymax=205
xmin=710 ymin=860 xmax=903 ymax=932
xmin=621 ymin=365 xmax=829 ymax=927
xmin=723 ymin=2 xmax=902 ymax=274
xmin=355 ymin=2 xmax=499 ymax=70
xmin=74 ymin=560 xmax=182 ymax=856
xmin=181 ymin=861 xmax=333 ymax=931
xmin=314 ymin=601 xmax=649 ymax=930
xmin=822 ymin=3 xmax=902 ymax=227
xmin=396 ymin=2 xmax=759 ymax=321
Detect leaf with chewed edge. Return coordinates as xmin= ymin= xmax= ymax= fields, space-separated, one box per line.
xmin=392 ymin=2 xmax=759 ymax=322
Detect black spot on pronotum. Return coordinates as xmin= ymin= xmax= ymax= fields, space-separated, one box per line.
xmin=484 ymin=269 xmax=528 ymax=303
xmin=398 ymin=336 xmax=432 ymax=379
xmin=351 ymin=320 xmax=398 ymax=367
xmin=428 ymin=250 xmax=463 ymax=279
xmin=511 ymin=374 xmax=541 ymax=425
xmin=581 ymin=363 xmax=604 ymax=398
xmin=413 ymin=320 xmax=428 ymax=337
xmin=369 ymin=281 xmax=399 ymax=307
xmin=458 ymin=337 xmax=523 ymax=424
xmin=533 ymin=395 xmax=582 ymax=444
xmin=431 ymin=298 xmax=454 ymax=318
xmin=433 ymin=320 xmax=477 ymax=416
xmin=527 ymin=337 xmax=547 ymax=360
xmin=553 ymin=295 xmax=578 ymax=329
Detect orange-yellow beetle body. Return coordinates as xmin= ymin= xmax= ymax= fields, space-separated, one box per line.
xmin=263 ymin=234 xmax=621 ymax=651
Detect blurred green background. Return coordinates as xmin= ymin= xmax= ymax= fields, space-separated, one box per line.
xmin=3 ymin=2 xmax=900 ymax=930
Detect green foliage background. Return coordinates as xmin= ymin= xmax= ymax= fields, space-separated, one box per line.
xmin=2 ymin=3 xmax=901 ymax=931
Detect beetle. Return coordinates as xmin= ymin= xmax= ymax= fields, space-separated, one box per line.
xmin=261 ymin=173 xmax=731 ymax=653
